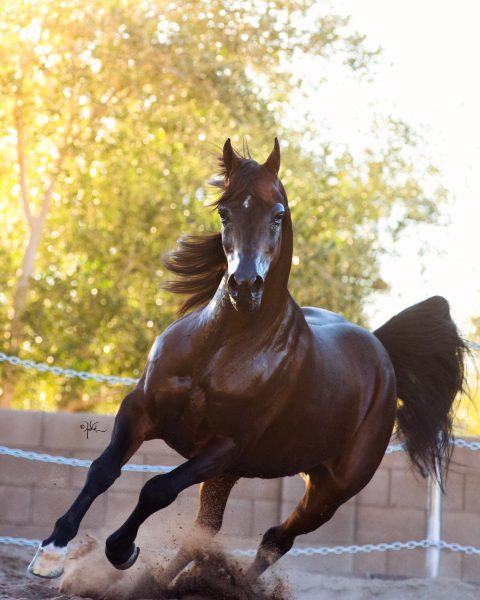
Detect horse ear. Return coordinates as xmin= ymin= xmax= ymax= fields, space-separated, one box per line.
xmin=263 ymin=138 xmax=280 ymax=177
xmin=222 ymin=138 xmax=241 ymax=179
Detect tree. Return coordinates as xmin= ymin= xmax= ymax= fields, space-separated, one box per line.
xmin=0 ymin=0 xmax=442 ymax=411
xmin=453 ymin=320 xmax=480 ymax=436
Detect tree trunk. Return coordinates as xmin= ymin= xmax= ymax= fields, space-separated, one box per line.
xmin=1 ymin=219 xmax=45 ymax=408
xmin=0 ymin=90 xmax=71 ymax=409
xmin=0 ymin=377 xmax=15 ymax=410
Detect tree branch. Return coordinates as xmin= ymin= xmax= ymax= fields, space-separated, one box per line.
xmin=39 ymin=111 xmax=74 ymax=222
xmin=13 ymin=99 xmax=34 ymax=228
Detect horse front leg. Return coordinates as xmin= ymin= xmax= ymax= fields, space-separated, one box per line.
xmin=104 ymin=437 xmax=237 ymax=570
xmin=28 ymin=387 xmax=152 ymax=579
xmin=162 ymin=474 xmax=239 ymax=586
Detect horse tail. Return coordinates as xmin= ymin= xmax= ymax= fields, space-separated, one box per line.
xmin=373 ymin=296 xmax=468 ymax=483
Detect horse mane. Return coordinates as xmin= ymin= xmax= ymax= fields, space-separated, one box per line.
xmin=163 ymin=144 xmax=256 ymax=315
xmin=162 ymin=234 xmax=226 ymax=315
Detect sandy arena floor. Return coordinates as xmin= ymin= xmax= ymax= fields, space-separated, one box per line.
xmin=1 ymin=541 xmax=479 ymax=600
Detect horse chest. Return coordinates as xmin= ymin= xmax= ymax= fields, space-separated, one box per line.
xmin=203 ymin=346 xmax=286 ymax=400
xmin=157 ymin=350 xmax=285 ymax=454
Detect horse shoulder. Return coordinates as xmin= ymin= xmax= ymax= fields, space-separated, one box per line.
xmin=144 ymin=311 xmax=201 ymax=392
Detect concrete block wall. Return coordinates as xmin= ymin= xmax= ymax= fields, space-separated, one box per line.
xmin=1 ymin=409 xmax=479 ymax=581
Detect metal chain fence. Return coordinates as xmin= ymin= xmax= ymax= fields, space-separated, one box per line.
xmin=0 ymin=352 xmax=139 ymax=386
xmin=1 ymin=533 xmax=480 ymax=558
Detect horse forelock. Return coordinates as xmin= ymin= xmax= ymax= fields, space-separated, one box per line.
xmin=213 ymin=157 xmax=288 ymax=210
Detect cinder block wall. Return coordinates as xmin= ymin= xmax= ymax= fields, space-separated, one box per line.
xmin=1 ymin=409 xmax=479 ymax=581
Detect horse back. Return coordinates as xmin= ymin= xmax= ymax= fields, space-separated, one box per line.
xmin=302 ymin=307 xmax=394 ymax=393
xmin=307 ymin=318 xmax=395 ymax=395
xmin=302 ymin=305 xmax=348 ymax=327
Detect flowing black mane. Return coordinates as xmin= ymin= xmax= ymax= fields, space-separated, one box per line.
xmin=163 ymin=146 xmax=260 ymax=315
xmin=162 ymin=233 xmax=226 ymax=315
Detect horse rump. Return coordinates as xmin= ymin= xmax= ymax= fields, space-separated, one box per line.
xmin=374 ymin=295 xmax=468 ymax=483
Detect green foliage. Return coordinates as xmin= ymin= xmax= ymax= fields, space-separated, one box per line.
xmin=0 ymin=0 xmax=445 ymax=413
xmin=454 ymin=321 xmax=480 ymax=436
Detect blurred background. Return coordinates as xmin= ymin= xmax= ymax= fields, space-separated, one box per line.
xmin=0 ymin=0 xmax=478 ymax=431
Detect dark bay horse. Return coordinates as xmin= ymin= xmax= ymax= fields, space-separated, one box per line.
xmin=29 ymin=139 xmax=466 ymax=582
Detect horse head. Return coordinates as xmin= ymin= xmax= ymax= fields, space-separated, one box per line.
xmin=217 ymin=138 xmax=289 ymax=313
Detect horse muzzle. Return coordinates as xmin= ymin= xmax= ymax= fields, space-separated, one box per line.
xmin=227 ymin=273 xmax=264 ymax=312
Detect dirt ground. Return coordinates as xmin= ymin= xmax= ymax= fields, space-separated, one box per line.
xmin=1 ymin=540 xmax=480 ymax=600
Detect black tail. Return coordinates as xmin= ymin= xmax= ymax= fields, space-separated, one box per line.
xmin=374 ymin=296 xmax=467 ymax=483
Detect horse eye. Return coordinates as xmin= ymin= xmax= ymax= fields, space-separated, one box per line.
xmin=273 ymin=212 xmax=285 ymax=225
xmin=218 ymin=210 xmax=229 ymax=224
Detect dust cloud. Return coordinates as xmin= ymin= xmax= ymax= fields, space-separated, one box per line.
xmin=59 ymin=534 xmax=290 ymax=600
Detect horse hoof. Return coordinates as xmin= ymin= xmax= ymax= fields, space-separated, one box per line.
xmin=108 ymin=544 xmax=140 ymax=570
xmin=28 ymin=542 xmax=67 ymax=579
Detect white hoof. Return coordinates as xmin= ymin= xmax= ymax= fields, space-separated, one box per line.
xmin=28 ymin=542 xmax=67 ymax=579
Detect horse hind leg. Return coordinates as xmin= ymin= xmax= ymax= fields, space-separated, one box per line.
xmin=246 ymin=469 xmax=344 ymax=579
xmin=247 ymin=418 xmax=392 ymax=579
xmin=162 ymin=474 xmax=238 ymax=586
xmin=28 ymin=387 xmax=151 ymax=579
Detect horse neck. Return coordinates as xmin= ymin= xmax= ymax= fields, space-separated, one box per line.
xmin=261 ymin=217 xmax=293 ymax=318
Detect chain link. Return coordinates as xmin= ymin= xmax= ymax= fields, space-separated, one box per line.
xmin=452 ymin=438 xmax=480 ymax=451
xmin=0 ymin=536 xmax=41 ymax=548
xmin=2 ymin=350 xmax=480 ymax=455
xmin=1 ymin=534 xmax=479 ymax=557
xmin=2 ymin=536 xmax=479 ymax=558
xmin=286 ymin=540 xmax=425 ymax=557
xmin=1 ymin=434 xmax=479 ymax=477
xmin=384 ymin=443 xmax=405 ymax=454
xmin=0 ymin=536 xmax=462 ymax=555
xmin=2 ymin=351 xmax=479 ymax=455
xmin=0 ymin=446 xmax=173 ymax=473
xmin=0 ymin=352 xmax=138 ymax=386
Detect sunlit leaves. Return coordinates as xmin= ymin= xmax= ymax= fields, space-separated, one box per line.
xmin=0 ymin=0 xmax=444 ymax=412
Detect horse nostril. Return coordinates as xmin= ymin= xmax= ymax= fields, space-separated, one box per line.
xmin=251 ymin=276 xmax=264 ymax=295
xmin=227 ymin=274 xmax=240 ymax=297
xmin=228 ymin=273 xmax=263 ymax=297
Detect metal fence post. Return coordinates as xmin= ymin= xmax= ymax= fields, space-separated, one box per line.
xmin=425 ymin=460 xmax=442 ymax=577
